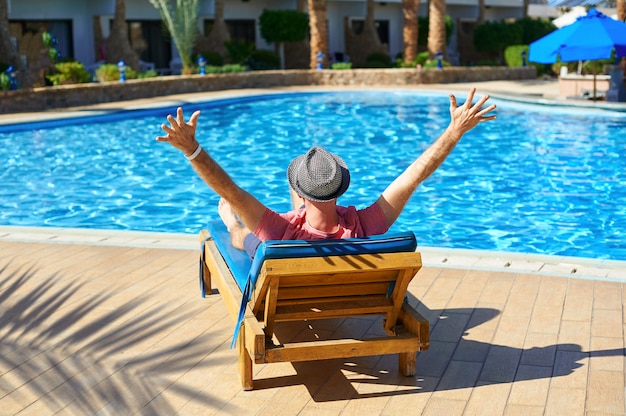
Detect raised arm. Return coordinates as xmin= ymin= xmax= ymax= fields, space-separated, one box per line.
xmin=156 ymin=107 xmax=267 ymax=231
xmin=376 ymin=88 xmax=497 ymax=226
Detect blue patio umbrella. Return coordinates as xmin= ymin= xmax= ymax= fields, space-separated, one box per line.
xmin=529 ymin=8 xmax=626 ymax=100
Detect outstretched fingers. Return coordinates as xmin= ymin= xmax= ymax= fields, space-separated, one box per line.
xmin=477 ymin=103 xmax=497 ymax=120
xmin=464 ymin=88 xmax=477 ymax=107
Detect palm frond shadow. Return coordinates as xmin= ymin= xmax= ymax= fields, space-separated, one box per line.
xmin=0 ymin=260 xmax=229 ymax=414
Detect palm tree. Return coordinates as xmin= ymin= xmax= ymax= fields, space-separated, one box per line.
xmin=308 ymin=0 xmax=328 ymax=69
xmin=427 ymin=0 xmax=447 ymax=59
xmin=0 ymin=0 xmax=21 ymax=72
xmin=402 ymin=0 xmax=419 ymax=63
xmin=106 ymin=0 xmax=140 ymax=70
xmin=618 ymin=0 xmax=625 ymax=22
xmin=148 ymin=0 xmax=200 ymax=74
xmin=477 ymin=0 xmax=485 ymax=24
xmin=195 ymin=0 xmax=230 ymax=61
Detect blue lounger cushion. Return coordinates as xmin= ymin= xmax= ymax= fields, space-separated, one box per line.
xmin=201 ymin=220 xmax=418 ymax=346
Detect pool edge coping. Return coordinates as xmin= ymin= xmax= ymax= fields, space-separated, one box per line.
xmin=2 ymin=225 xmax=624 ymax=283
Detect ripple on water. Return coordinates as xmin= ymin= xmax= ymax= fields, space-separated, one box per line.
xmin=1 ymin=91 xmax=626 ymax=260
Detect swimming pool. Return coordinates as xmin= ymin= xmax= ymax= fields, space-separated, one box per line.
xmin=1 ymin=90 xmax=625 ymax=260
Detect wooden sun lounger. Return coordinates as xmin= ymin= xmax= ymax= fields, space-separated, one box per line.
xmin=199 ymin=221 xmax=430 ymax=390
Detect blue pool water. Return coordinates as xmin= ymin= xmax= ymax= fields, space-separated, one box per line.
xmin=1 ymin=91 xmax=626 ymax=260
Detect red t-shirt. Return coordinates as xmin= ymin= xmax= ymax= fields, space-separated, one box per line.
xmin=253 ymin=202 xmax=389 ymax=241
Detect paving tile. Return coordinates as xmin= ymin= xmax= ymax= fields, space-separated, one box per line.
xmin=463 ymin=382 xmax=511 ymax=416
xmin=452 ymin=333 xmax=492 ymax=363
xmin=432 ymin=360 xmax=482 ymax=401
xmin=591 ymin=309 xmax=624 ymax=339
xmin=415 ymin=341 xmax=457 ymax=378
xmin=557 ymin=319 xmax=591 ymax=351
xmin=549 ymin=350 xmax=589 ymax=391
xmin=491 ymin=315 xmax=531 ymax=348
xmin=520 ymin=332 xmax=558 ymax=367
xmin=430 ymin=312 xmax=471 ymax=343
xmin=381 ymin=376 xmax=439 ymax=416
xmin=535 ymin=275 xmax=568 ymax=307
xmin=586 ymin=370 xmax=625 ymax=414
xmin=527 ymin=304 xmax=564 ymax=335
xmin=544 ymin=387 xmax=586 ymax=416
xmin=594 ymin=280 xmax=624 ymax=310
xmin=589 ymin=336 xmax=625 ymax=372
xmin=421 ymin=397 xmax=467 ymax=416
xmin=507 ymin=365 xmax=552 ymax=406
xmin=479 ymin=345 xmax=522 ymax=383
xmin=504 ymin=404 xmax=545 ymax=416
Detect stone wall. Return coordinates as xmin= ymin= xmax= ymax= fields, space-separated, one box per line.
xmin=0 ymin=66 xmax=536 ymax=114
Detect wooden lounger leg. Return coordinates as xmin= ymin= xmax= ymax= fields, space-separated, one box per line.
xmin=203 ymin=260 xmax=212 ymax=294
xmin=238 ymin=327 xmax=254 ymax=390
xmin=398 ymin=351 xmax=417 ymax=376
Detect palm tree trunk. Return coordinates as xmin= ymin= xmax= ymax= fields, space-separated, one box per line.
xmin=477 ymin=0 xmax=485 ymax=24
xmin=427 ymin=0 xmax=446 ymax=59
xmin=402 ymin=0 xmax=419 ymax=63
xmin=107 ymin=0 xmax=140 ymax=70
xmin=308 ymin=0 xmax=328 ymax=69
xmin=0 ymin=0 xmax=21 ymax=72
xmin=618 ymin=0 xmax=625 ymax=22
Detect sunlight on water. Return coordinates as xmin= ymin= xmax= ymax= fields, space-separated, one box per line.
xmin=1 ymin=91 xmax=625 ymax=260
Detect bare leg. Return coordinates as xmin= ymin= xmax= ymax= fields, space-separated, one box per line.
xmin=218 ymin=198 xmax=251 ymax=251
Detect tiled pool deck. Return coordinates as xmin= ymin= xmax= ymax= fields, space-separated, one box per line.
xmin=1 ymin=82 xmax=625 ymax=415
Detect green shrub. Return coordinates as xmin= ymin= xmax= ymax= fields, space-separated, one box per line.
xmin=504 ymin=45 xmax=529 ymax=67
xmin=225 ymin=40 xmax=255 ymax=65
xmin=95 ymin=63 xmax=138 ymax=82
xmin=221 ymin=64 xmax=247 ymax=73
xmin=475 ymin=18 xmax=556 ymax=58
xmin=0 ymin=72 xmax=10 ymax=90
xmin=474 ymin=21 xmax=523 ymax=54
xmin=395 ymin=51 xmax=430 ymax=68
xmin=331 ymin=62 xmax=352 ymax=70
xmin=137 ymin=69 xmax=159 ymax=79
xmin=516 ymin=17 xmax=557 ymax=44
xmin=259 ymin=10 xmax=309 ymax=43
xmin=245 ymin=50 xmax=280 ymax=70
xmin=364 ymin=52 xmax=392 ymax=68
xmin=422 ymin=58 xmax=451 ymax=69
xmin=46 ymin=61 xmax=91 ymax=85
xmin=203 ymin=64 xmax=247 ymax=74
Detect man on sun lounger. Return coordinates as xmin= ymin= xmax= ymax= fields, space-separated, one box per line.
xmin=156 ymin=88 xmax=496 ymax=256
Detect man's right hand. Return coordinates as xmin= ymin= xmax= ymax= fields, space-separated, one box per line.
xmin=156 ymin=107 xmax=202 ymax=156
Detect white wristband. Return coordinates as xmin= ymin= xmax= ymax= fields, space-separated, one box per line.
xmin=185 ymin=145 xmax=203 ymax=161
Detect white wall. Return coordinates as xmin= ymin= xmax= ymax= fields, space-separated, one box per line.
xmin=8 ymin=0 xmax=526 ymax=68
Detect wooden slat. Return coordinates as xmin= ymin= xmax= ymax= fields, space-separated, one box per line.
xmin=275 ymin=294 xmax=388 ymax=307
xmin=274 ymin=297 xmax=393 ymax=322
xmin=277 ymin=271 xmax=398 ymax=287
xmin=264 ymin=335 xmax=422 ymax=363
xmin=276 ymin=282 xmax=391 ymax=300
xmin=262 ymin=252 xmax=422 ymax=276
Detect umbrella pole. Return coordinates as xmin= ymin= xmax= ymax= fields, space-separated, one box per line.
xmin=593 ymin=72 xmax=597 ymax=102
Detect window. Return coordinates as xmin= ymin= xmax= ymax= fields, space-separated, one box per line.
xmin=350 ymin=20 xmax=390 ymax=45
